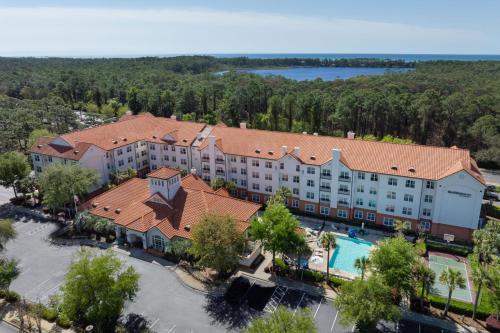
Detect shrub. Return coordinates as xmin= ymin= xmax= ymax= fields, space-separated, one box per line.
xmin=426 ymin=241 xmax=471 ymax=256
xmin=41 ymin=307 xmax=58 ymax=322
xmin=274 ymin=258 xmax=289 ymax=274
xmin=115 ymin=324 xmax=127 ymax=333
xmin=107 ymin=234 xmax=116 ymax=243
xmin=56 ymin=314 xmax=72 ymax=329
xmin=5 ymin=290 xmax=20 ymax=303
xmin=0 ymin=289 xmax=7 ymax=298
xmin=415 ymin=238 xmax=427 ymax=257
xmin=428 ymin=294 xmax=492 ymax=319
xmin=329 ymin=276 xmax=347 ymax=288
xmin=302 ymin=269 xmax=325 ymax=282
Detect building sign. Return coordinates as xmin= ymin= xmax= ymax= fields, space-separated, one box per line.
xmin=447 ymin=190 xmax=471 ymax=198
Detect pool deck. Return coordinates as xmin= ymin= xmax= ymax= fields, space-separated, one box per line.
xmin=303 ymin=220 xmax=387 ymax=280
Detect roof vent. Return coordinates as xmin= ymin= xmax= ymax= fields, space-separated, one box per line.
xmin=391 ymin=165 xmax=398 ymax=171
xmin=182 ymin=139 xmax=187 ymax=143
xmin=115 ymin=208 xmax=122 ymax=214
xmin=103 ymin=205 xmax=111 ymax=211
xmin=37 ymin=144 xmax=43 ymax=148
xmin=255 ymin=149 xmax=261 ymax=154
xmin=184 ymin=224 xmax=191 ymax=231
xmin=408 ymin=166 xmax=416 ymax=172
xmin=74 ymin=150 xmax=79 ymax=154
xmin=310 ymin=155 xmax=316 ymax=160
xmin=196 ymin=133 xmax=202 ymax=140
xmin=313 ymin=132 xmax=318 ymax=136
xmin=268 ymin=151 xmax=274 ymax=155
xmin=112 ymin=140 xmax=118 ymax=144
xmin=450 ymin=145 xmax=458 ymax=149
xmin=152 ymin=135 xmax=157 ymax=139
xmin=91 ymin=202 xmax=99 ymax=208
xmin=122 ymin=137 xmax=127 ymax=141
xmin=302 ymin=131 xmax=307 ymax=135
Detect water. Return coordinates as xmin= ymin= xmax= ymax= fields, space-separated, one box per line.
xmin=213 ymin=53 xmax=500 ymax=62
xmin=328 ymin=236 xmax=373 ymax=276
xmin=241 ymin=67 xmax=413 ymax=81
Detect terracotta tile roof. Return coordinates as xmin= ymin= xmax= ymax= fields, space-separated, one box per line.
xmin=200 ymin=126 xmax=485 ymax=184
xmin=147 ymin=167 xmax=180 ymax=180
xmin=83 ymin=174 xmax=261 ymax=240
xmin=29 ymin=136 xmax=92 ymax=160
xmin=42 ymin=116 xmax=206 ymax=152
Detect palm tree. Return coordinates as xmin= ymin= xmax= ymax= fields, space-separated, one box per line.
xmin=412 ymin=261 xmax=435 ymax=310
xmin=354 ymin=256 xmax=371 ymax=280
xmin=394 ymin=219 xmax=408 ymax=237
xmin=320 ymin=232 xmax=336 ymax=281
xmin=439 ymin=268 xmax=466 ymax=316
xmin=0 ymin=219 xmax=16 ymax=251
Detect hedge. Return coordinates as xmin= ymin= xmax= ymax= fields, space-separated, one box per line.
xmin=5 ymin=290 xmax=20 ymax=303
xmin=426 ymin=241 xmax=471 ymax=257
xmin=56 ymin=315 xmax=72 ymax=329
xmin=329 ymin=276 xmax=348 ymax=288
xmin=428 ymin=294 xmax=492 ymax=319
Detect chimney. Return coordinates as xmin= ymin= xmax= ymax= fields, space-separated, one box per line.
xmin=293 ymin=146 xmax=300 ymax=157
xmin=240 ymin=122 xmax=247 ymax=129
xmin=281 ymin=145 xmax=288 ymax=155
xmin=190 ymin=168 xmax=197 ymax=175
xmin=332 ymin=148 xmax=341 ymax=163
xmin=347 ymin=131 xmax=355 ymax=140
xmin=313 ymin=132 xmax=318 ymax=136
xmin=170 ymin=115 xmax=177 ymax=121
xmin=208 ymin=135 xmax=216 ymax=148
xmin=196 ymin=133 xmax=202 ymax=140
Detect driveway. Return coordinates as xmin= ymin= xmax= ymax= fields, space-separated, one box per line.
xmin=0 ymin=186 xmax=14 ymax=206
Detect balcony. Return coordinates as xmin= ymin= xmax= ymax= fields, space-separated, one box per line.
xmin=337 ymin=201 xmax=350 ymax=207
xmin=338 ymin=176 xmax=351 ymax=182
xmin=202 ymin=168 xmax=210 ymax=173
xmin=338 ymin=189 xmax=350 ymax=195
xmin=215 ymin=158 xmax=225 ymax=164
xmin=216 ymin=170 xmax=225 ymax=176
xmin=320 ymin=198 xmax=330 ymax=203
xmin=320 ymin=186 xmax=331 ymax=192
xmin=202 ymin=156 xmax=210 ymax=162
xmin=320 ymin=173 xmax=332 ymax=180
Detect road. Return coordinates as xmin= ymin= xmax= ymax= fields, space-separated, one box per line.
xmin=0 ymin=185 xmax=13 ymax=206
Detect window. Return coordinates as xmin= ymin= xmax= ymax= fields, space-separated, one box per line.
xmin=405 ymin=179 xmax=415 ymax=188
xmin=295 ymin=165 xmax=300 ymax=172
xmin=252 ymin=171 xmax=259 ymax=179
xmin=241 ymin=168 xmax=247 ymax=175
xmin=171 ymin=146 xmax=176 ymax=152
xmin=265 ymin=161 xmax=272 ymax=169
xmin=369 ymin=187 xmax=377 ymax=195
xmin=424 ymin=195 xmax=433 ymax=203
xmin=252 ymin=159 xmax=259 ymax=167
xmin=370 ymin=173 xmax=378 ymax=181
xmin=34 ymin=155 xmax=40 ymax=162
xmin=291 ymin=199 xmax=299 ymax=208
xmin=293 ymin=188 xmax=299 ymax=196
xmin=385 ymin=205 xmax=395 ymax=213
xmin=252 ymin=183 xmax=260 ymax=191
xmin=265 ymin=185 xmax=273 ymax=193
xmin=367 ymin=212 xmax=376 ymax=222
xmin=321 ymin=169 xmax=331 ymax=178
xmin=172 ymin=156 xmax=176 ymax=162
xmin=383 ymin=217 xmax=394 ymax=226
xmin=404 ymin=194 xmax=414 ymax=202
xmin=152 ymin=235 xmax=166 ymax=251
xmin=241 ymin=179 xmax=247 ymax=186
xmin=368 ymin=200 xmax=376 ymax=208
xmin=230 ymin=156 xmax=236 ymax=162
xmin=117 ymin=148 xmax=123 ymax=156
xmin=48 ymin=156 xmax=53 ymax=162
xmin=339 ymin=184 xmax=349 ymax=194
xmin=36 ymin=166 xmax=42 ymax=172
xmin=306 ymin=192 xmax=315 ymax=199
xmin=354 ymin=210 xmax=363 ymax=219
xmin=293 ymin=176 xmax=300 ymax=183
xmin=340 ymin=171 xmax=350 ymax=180
xmin=107 ymin=163 xmax=110 ymax=170
xmin=307 ymin=167 xmax=315 ymax=174
xmin=149 ymin=144 xmax=155 ymax=150
xmin=126 ymin=146 xmax=132 ymax=152
xmin=180 ymin=148 xmax=187 ymax=155
xmin=127 ymin=156 xmax=133 ymax=163
xmin=388 ymin=177 xmax=398 ymax=186
xmin=141 ymin=150 xmax=147 ymax=156
xmin=265 ymin=173 xmax=272 ymax=181
xmin=387 ymin=191 xmax=396 ymax=200
xmin=240 ymin=157 xmax=246 ymax=164
xmin=337 ymin=210 xmax=348 ymax=219
xmin=305 ymin=204 xmax=315 ymax=213
xmin=163 ymin=145 xmax=168 ymax=151
xmin=280 ymin=162 xmax=284 ymax=170
xmin=118 ymin=160 xmax=124 ymax=167
xmin=356 ymin=185 xmax=364 ymax=193
xmin=338 ymin=198 xmax=349 ymax=206
xmin=231 ymin=167 xmax=237 ymax=174
xmin=320 ymin=207 xmax=330 ymax=215
xmin=252 ymin=194 xmax=260 ymax=202
xmin=307 ymin=179 xmax=315 ymax=187
xmin=422 ymin=208 xmax=431 ymax=217
xmin=151 ymin=154 xmax=156 ymax=161
xmin=358 ymin=172 xmax=365 ymax=180
xmin=281 ymin=174 xmax=289 ymax=181
xmin=402 ymin=207 xmax=412 ymax=215
xmin=181 ymin=158 xmax=187 ymax=165
xmin=419 ymin=221 xmax=431 ymax=231
xmin=320 ymin=193 xmax=330 ymax=202
xmin=142 ymin=160 xmax=147 ymax=166
xmin=355 ymin=198 xmax=363 ymax=206
xmin=151 ymin=164 xmax=157 ymax=170
xmin=426 ymin=181 xmax=435 ymax=189
xmin=141 ymin=142 xmax=146 ymax=147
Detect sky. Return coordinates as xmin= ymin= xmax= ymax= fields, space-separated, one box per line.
xmin=0 ymin=0 xmax=498 ymax=56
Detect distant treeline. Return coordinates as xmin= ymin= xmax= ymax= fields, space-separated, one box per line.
xmin=0 ymin=57 xmax=498 ymax=168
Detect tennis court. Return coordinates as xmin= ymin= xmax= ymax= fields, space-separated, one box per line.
xmin=428 ymin=254 xmax=473 ymax=303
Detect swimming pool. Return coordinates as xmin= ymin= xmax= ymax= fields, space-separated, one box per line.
xmin=328 ymin=236 xmax=373 ymax=275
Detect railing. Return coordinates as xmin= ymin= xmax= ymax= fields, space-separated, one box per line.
xmin=337 ymin=201 xmax=350 ymax=207
xmin=338 ymin=190 xmax=350 ymax=195
xmin=320 ymin=186 xmax=331 ymax=192
xmin=320 ymin=198 xmax=330 ymax=203
xmin=215 ymin=159 xmax=225 ymax=164
xmin=202 ymin=157 xmax=209 ymax=162
xmin=202 ymin=168 xmax=210 ymax=173
xmin=338 ymin=176 xmax=351 ymax=182
xmin=320 ymin=173 xmax=332 ymax=180
xmin=216 ymin=170 xmax=225 ymax=175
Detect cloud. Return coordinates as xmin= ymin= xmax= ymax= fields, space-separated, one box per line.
xmin=0 ymin=6 xmax=491 ymax=56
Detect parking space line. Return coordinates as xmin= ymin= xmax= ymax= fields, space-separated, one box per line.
xmin=167 ymin=324 xmax=176 ymax=333
xmin=293 ymin=292 xmax=306 ymax=315
xmin=330 ymin=311 xmax=338 ymax=332
xmin=314 ymin=298 xmax=322 ymax=318
xmin=149 ymin=318 xmax=160 ymax=329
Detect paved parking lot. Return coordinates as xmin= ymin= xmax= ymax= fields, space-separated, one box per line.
xmin=1 ymin=210 xmax=458 ymax=333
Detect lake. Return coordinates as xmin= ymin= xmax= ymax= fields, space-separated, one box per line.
xmin=220 ymin=67 xmax=414 ymax=81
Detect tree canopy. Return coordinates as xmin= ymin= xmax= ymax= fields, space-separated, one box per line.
xmin=245 ymin=306 xmax=317 ymax=333
xmin=0 ymin=151 xmax=31 ymax=198
xmin=59 ymin=249 xmax=139 ymax=332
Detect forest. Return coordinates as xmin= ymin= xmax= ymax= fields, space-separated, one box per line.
xmin=0 ymin=56 xmax=498 ymax=168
